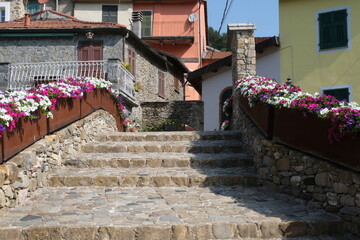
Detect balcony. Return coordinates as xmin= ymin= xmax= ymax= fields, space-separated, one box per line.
xmin=1 ymin=60 xmax=135 ymax=101
xmin=142 ymin=21 xmax=195 ymax=46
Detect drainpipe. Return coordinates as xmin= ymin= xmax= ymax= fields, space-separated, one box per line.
xmin=56 ymin=0 xmax=58 ymax=11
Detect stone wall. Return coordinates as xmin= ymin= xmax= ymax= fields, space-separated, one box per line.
xmin=125 ymin=43 xmax=185 ymax=122
xmin=0 ymin=35 xmax=124 ymax=63
xmin=231 ymin=94 xmax=360 ymax=234
xmin=141 ymin=101 xmax=203 ymax=131
xmin=0 ymin=110 xmax=117 ymax=216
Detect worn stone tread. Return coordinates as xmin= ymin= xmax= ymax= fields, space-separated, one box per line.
xmin=95 ymin=131 xmax=242 ymax=142
xmin=0 ymin=186 xmax=344 ymax=239
xmin=48 ymin=167 xmax=259 ymax=187
xmin=66 ymin=152 xmax=253 ymax=168
xmin=81 ymin=140 xmax=245 ymax=153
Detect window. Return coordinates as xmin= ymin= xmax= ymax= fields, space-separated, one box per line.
xmin=158 ymin=70 xmax=165 ymax=98
xmin=127 ymin=48 xmax=136 ymax=76
xmin=102 ymin=5 xmax=118 ymax=22
xmin=321 ymin=85 xmax=352 ymax=102
xmin=317 ymin=7 xmax=350 ymax=52
xmin=174 ymin=76 xmax=180 ymax=92
xmin=141 ymin=11 xmax=152 ymax=37
xmin=27 ymin=1 xmax=40 ymax=14
xmin=0 ymin=2 xmax=10 ymax=22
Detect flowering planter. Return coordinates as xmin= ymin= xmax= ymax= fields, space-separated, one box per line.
xmin=3 ymin=113 xmax=47 ymax=160
xmin=80 ymin=89 xmax=102 ymax=118
xmin=47 ymin=98 xmax=81 ymax=133
xmin=239 ymin=96 xmax=274 ymax=138
xmin=0 ymin=139 xmax=3 ymax=164
xmin=273 ymin=108 xmax=360 ymax=172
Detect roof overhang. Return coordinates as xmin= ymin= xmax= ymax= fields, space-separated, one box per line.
xmin=142 ymin=36 xmax=194 ymax=46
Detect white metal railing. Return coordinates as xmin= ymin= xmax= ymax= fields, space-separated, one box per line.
xmin=119 ymin=63 xmax=135 ymax=99
xmin=8 ymin=60 xmax=107 ymax=90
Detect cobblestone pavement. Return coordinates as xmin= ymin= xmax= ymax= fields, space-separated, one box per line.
xmin=0 ymin=186 xmax=346 ymax=239
xmin=0 ymin=131 xmax=356 ymax=239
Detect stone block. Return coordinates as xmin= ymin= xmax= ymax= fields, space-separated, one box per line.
xmin=61 ymin=226 xmax=97 ymax=240
xmin=340 ymin=195 xmax=355 ymax=206
xmin=191 ymin=224 xmax=214 ymax=240
xmin=237 ymin=222 xmax=260 ymax=238
xmin=340 ymin=206 xmax=360 ymax=216
xmin=2 ymin=185 xmax=14 ymax=199
xmin=276 ymin=158 xmax=290 ymax=171
xmin=25 ymin=227 xmax=62 ymax=240
xmin=326 ymin=192 xmax=339 ymax=206
xmin=290 ymin=176 xmax=301 ymax=187
xmin=333 ymin=183 xmax=348 ymax=194
xmin=279 ymin=221 xmax=308 ymax=237
xmin=0 ymin=170 xmax=5 ymax=187
xmin=355 ymin=193 xmax=360 ymax=207
xmin=0 ymin=189 xmax=6 ymax=207
xmin=98 ymin=226 xmax=135 ymax=240
xmin=315 ymin=173 xmax=330 ymax=187
xmin=213 ymin=223 xmax=236 ymax=239
xmin=136 ymin=226 xmax=171 ymax=240
xmin=0 ymin=228 xmax=24 ymax=240
xmin=172 ymin=225 xmax=191 ymax=240
xmin=260 ymin=221 xmax=281 ymax=238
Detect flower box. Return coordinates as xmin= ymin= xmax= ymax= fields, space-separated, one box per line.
xmin=0 ymin=139 xmax=3 ymax=164
xmin=239 ymin=96 xmax=274 ymax=138
xmin=3 ymin=112 xmax=47 ymax=160
xmin=273 ymin=108 xmax=360 ymax=172
xmin=47 ymin=98 xmax=81 ymax=132
xmin=80 ymin=89 xmax=102 ymax=118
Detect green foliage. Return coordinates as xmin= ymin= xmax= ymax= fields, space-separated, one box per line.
xmin=123 ymin=63 xmax=131 ymax=72
xmin=208 ymin=27 xmax=228 ymax=51
xmin=141 ymin=119 xmax=185 ymax=132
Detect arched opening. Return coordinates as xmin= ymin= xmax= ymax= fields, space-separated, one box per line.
xmin=219 ymin=86 xmax=232 ymax=128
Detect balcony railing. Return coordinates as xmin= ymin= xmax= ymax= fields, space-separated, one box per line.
xmin=6 ymin=60 xmax=135 ymax=99
xmin=149 ymin=21 xmax=195 ymax=37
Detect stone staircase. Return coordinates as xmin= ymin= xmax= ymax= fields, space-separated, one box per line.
xmin=0 ymin=131 xmax=351 ymax=239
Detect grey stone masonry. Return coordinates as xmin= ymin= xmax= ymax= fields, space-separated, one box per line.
xmin=231 ymin=105 xmax=360 ymax=235
xmin=141 ymin=101 xmax=203 ymax=131
xmin=0 ymin=127 xmax=355 ymax=239
xmin=228 ymin=23 xmax=257 ymax=84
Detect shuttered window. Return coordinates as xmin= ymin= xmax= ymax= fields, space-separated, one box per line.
xmin=323 ymin=88 xmax=350 ymax=102
xmin=141 ymin=11 xmax=152 ymax=37
xmin=102 ymin=5 xmax=118 ymax=22
xmin=158 ymin=70 xmax=165 ymax=98
xmin=127 ymin=48 xmax=136 ymax=77
xmin=319 ymin=9 xmax=348 ymax=50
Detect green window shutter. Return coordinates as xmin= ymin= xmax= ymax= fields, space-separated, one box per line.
xmin=102 ymin=5 xmax=118 ymax=22
xmin=319 ymin=12 xmax=332 ymax=49
xmin=141 ymin=11 xmax=152 ymax=37
xmin=323 ymin=88 xmax=349 ymax=102
xmin=319 ymin=9 xmax=348 ymax=50
xmin=332 ymin=9 xmax=348 ymax=47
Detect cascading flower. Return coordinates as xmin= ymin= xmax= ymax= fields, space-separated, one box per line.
xmin=0 ymin=77 xmax=129 ymax=137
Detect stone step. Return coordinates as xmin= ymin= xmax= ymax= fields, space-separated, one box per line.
xmin=65 ymin=152 xmax=254 ymax=169
xmin=48 ymin=167 xmax=259 ymax=187
xmin=81 ymin=140 xmax=245 ymax=154
xmin=94 ymin=131 xmax=242 ymax=142
xmin=0 ymin=186 xmax=345 ymax=239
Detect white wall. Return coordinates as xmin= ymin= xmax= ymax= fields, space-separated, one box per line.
xmin=74 ymin=3 xmax=133 ymax=29
xmin=256 ymin=49 xmax=280 ymax=82
xmin=202 ymin=70 xmax=232 ymax=131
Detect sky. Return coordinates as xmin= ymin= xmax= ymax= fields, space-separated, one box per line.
xmin=207 ymin=0 xmax=279 ymax=37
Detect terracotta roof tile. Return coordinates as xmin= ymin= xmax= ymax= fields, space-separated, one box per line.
xmin=255 ymin=37 xmax=272 ymax=45
xmin=204 ymin=51 xmax=232 ymax=60
xmin=0 ymin=10 xmax=126 ymax=30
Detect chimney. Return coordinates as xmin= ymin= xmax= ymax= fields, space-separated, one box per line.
xmin=131 ymin=11 xmax=143 ymax=37
xmin=25 ymin=13 xmax=31 ymax=27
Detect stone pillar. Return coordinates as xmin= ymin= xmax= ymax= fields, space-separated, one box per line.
xmin=106 ymin=58 xmax=121 ymax=90
xmin=227 ymin=23 xmax=256 ymax=84
xmin=227 ymin=23 xmax=256 ymax=130
xmin=0 ymin=63 xmax=10 ymax=91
